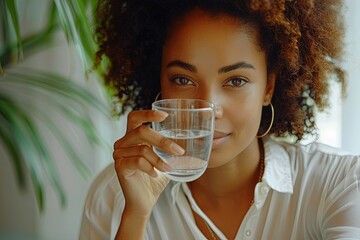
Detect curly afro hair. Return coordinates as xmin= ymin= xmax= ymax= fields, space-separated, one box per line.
xmin=94 ymin=0 xmax=345 ymax=141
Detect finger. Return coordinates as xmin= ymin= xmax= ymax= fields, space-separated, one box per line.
xmin=126 ymin=110 xmax=168 ymax=132
xmin=115 ymin=124 xmax=185 ymax=155
xmin=113 ymin=145 xmax=173 ymax=172
xmin=114 ymin=155 xmax=157 ymax=178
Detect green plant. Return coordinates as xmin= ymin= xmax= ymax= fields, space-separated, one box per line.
xmin=0 ymin=0 xmax=108 ymax=211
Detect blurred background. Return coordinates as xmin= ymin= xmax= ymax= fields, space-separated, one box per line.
xmin=0 ymin=0 xmax=359 ymax=239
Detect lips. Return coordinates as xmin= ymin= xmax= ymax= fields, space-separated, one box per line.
xmin=213 ymin=130 xmax=229 ymax=138
xmin=212 ymin=130 xmax=231 ymax=148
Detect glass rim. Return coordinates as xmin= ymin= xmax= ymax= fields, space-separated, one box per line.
xmin=152 ymin=98 xmax=215 ymax=111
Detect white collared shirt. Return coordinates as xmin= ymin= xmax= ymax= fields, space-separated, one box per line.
xmin=79 ymin=138 xmax=360 ymax=239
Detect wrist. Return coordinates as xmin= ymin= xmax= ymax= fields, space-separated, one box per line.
xmin=122 ymin=206 xmax=152 ymax=222
xmin=122 ymin=204 xmax=152 ymax=222
xmin=115 ymin=207 xmax=151 ymax=240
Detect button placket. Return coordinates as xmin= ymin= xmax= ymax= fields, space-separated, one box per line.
xmin=241 ymin=209 xmax=259 ymax=239
xmin=254 ymin=182 xmax=270 ymax=209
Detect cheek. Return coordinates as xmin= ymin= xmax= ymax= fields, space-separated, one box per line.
xmin=225 ymin=101 xmax=263 ymax=133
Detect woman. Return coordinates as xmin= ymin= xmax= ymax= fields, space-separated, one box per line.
xmin=80 ymin=0 xmax=360 ymax=239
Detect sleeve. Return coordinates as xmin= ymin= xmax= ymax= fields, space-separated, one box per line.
xmin=79 ymin=164 xmax=122 ymax=240
xmin=321 ymin=155 xmax=360 ymax=239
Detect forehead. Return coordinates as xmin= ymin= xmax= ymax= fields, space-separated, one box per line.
xmin=162 ymin=9 xmax=265 ymax=67
xmin=165 ymin=8 xmax=261 ymax=44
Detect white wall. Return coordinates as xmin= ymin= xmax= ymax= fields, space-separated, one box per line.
xmin=341 ymin=0 xmax=360 ymax=154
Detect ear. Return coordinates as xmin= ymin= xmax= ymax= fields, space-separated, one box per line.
xmin=263 ymin=72 xmax=276 ymax=106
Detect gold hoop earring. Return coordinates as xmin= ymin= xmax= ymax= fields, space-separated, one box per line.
xmin=154 ymin=92 xmax=161 ymax=101
xmin=257 ymin=103 xmax=274 ymax=138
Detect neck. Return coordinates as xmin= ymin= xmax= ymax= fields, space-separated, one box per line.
xmin=188 ymin=138 xmax=265 ymax=240
xmin=189 ymin=138 xmax=263 ymax=203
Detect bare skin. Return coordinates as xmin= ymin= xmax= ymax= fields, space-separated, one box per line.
xmin=113 ymin=8 xmax=275 ymax=240
xmin=188 ymin=140 xmax=262 ymax=239
xmin=113 ymin=110 xmax=183 ymax=239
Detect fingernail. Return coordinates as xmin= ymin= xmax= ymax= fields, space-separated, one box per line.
xmin=155 ymin=110 xmax=168 ymax=118
xmin=150 ymin=170 xmax=158 ymax=177
xmin=171 ymin=143 xmax=185 ymax=155
xmin=162 ymin=162 xmax=173 ymax=172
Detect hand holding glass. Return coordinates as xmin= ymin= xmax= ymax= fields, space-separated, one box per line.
xmin=152 ymin=99 xmax=215 ymax=182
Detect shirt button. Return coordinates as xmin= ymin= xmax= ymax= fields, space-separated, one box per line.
xmin=260 ymin=186 xmax=269 ymax=194
xmin=245 ymin=229 xmax=252 ymax=237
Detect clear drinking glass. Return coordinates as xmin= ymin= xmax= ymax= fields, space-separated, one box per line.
xmin=152 ymin=99 xmax=215 ymax=182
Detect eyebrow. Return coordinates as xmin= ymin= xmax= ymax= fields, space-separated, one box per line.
xmin=166 ymin=60 xmax=197 ymax=72
xmin=166 ymin=60 xmax=255 ymax=74
xmin=218 ymin=61 xmax=255 ymax=74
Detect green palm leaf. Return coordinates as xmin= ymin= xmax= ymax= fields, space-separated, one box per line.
xmin=0 ymin=68 xmax=110 ymax=211
xmin=54 ymin=0 xmax=98 ymax=70
xmin=4 ymin=0 xmax=23 ymax=61
xmin=0 ymin=0 xmax=111 ymax=212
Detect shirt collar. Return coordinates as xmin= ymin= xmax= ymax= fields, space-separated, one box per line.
xmin=170 ymin=137 xmax=294 ymax=203
xmin=262 ymin=137 xmax=293 ymax=194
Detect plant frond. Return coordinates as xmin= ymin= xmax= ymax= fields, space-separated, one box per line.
xmin=54 ymin=0 xmax=97 ymax=71
xmin=0 ymin=67 xmax=110 ymax=210
xmin=5 ymin=0 xmax=23 ymax=61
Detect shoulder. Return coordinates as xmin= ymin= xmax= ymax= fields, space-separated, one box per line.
xmin=270 ymin=137 xmax=360 ymax=187
xmin=271 ymin=137 xmax=360 ymax=166
xmin=266 ymin=137 xmax=360 ymax=184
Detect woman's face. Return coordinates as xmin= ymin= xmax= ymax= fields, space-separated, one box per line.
xmin=160 ymin=9 xmax=275 ymax=167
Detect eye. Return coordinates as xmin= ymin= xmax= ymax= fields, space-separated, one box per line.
xmin=224 ymin=77 xmax=248 ymax=87
xmin=171 ymin=76 xmax=195 ymax=86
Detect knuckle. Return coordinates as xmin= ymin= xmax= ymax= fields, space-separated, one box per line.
xmin=127 ymin=111 xmax=138 ymax=125
xmin=159 ymin=136 xmax=171 ymax=146
xmin=127 ymin=110 xmax=137 ymax=120
xmin=113 ymin=140 xmax=119 ymax=150
xmin=137 ymin=124 xmax=149 ymax=135
xmin=139 ymin=145 xmax=150 ymax=155
xmin=135 ymin=156 xmax=146 ymax=166
xmin=113 ymin=137 xmax=125 ymax=150
xmin=113 ymin=150 xmax=124 ymax=162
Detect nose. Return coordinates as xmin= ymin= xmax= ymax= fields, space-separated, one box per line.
xmin=195 ymin=87 xmax=223 ymax=119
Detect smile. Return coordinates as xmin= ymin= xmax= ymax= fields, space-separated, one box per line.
xmin=212 ymin=131 xmax=231 ymax=149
